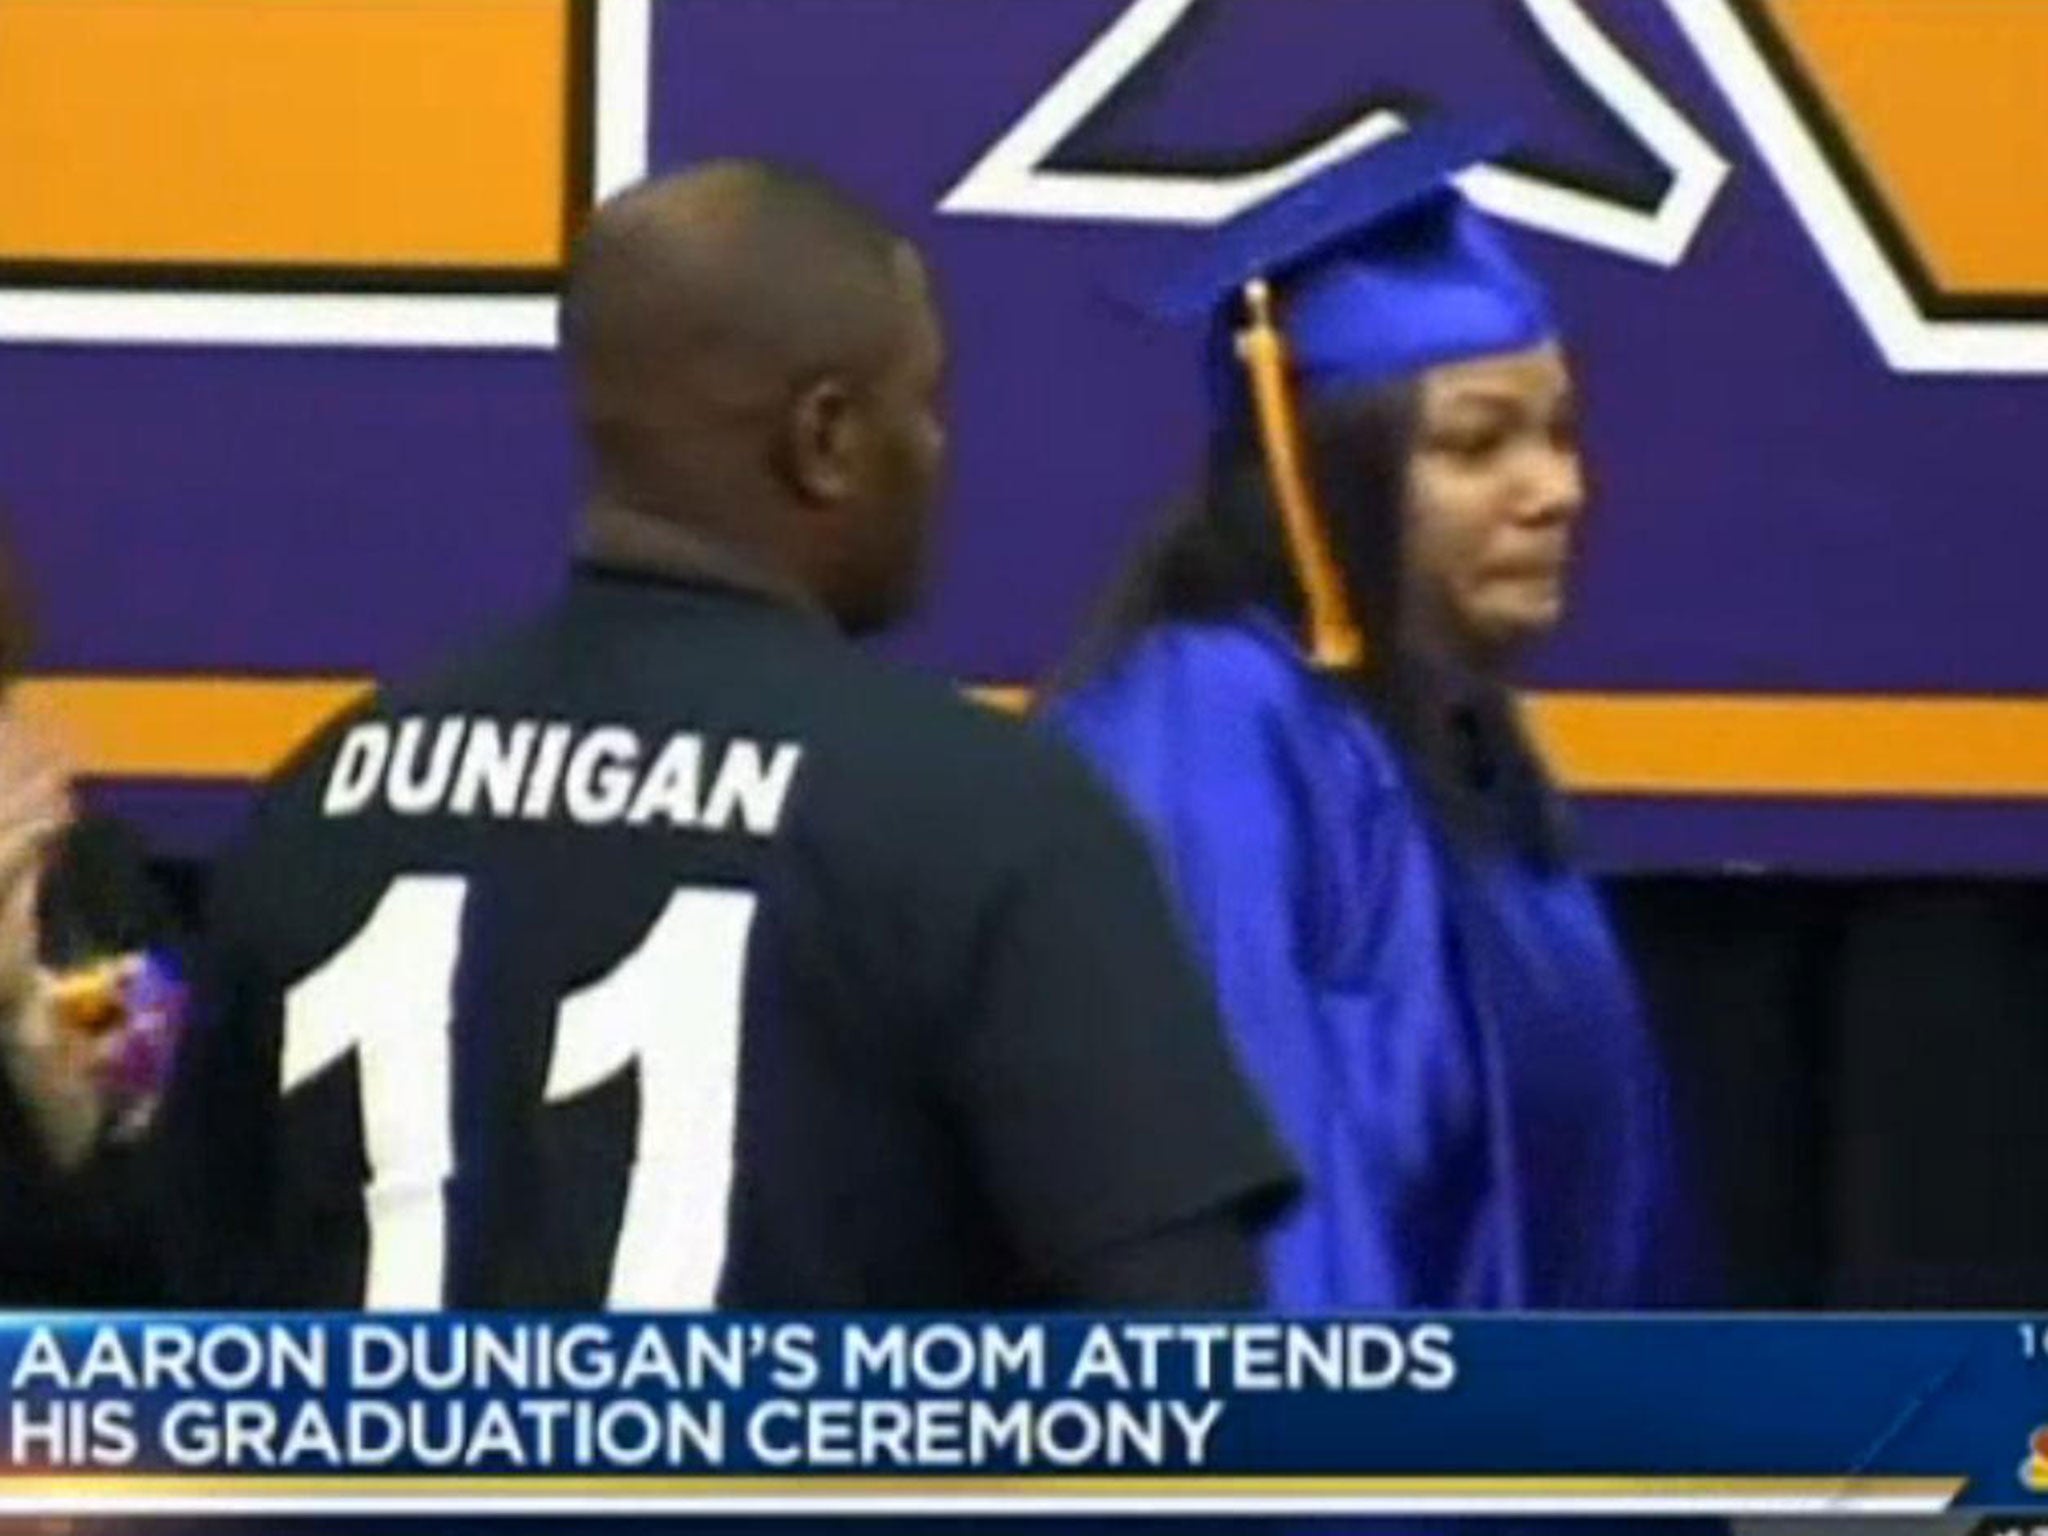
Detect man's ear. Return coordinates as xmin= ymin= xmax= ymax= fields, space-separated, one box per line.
xmin=784 ymin=375 xmax=863 ymax=505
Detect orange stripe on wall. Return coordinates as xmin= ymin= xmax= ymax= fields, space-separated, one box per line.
xmin=1527 ymin=692 xmax=2048 ymax=798
xmin=12 ymin=676 xmax=2048 ymax=800
xmin=16 ymin=677 xmax=368 ymax=781
xmin=0 ymin=0 xmax=571 ymax=267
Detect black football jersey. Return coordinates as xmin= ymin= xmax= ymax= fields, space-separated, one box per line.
xmin=161 ymin=568 xmax=1292 ymax=1308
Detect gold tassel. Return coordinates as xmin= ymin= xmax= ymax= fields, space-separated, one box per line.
xmin=1234 ymin=279 xmax=1366 ymax=671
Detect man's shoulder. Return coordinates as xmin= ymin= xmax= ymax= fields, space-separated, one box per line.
xmin=792 ymin=650 xmax=1115 ymax=839
xmin=257 ymin=612 xmax=553 ymax=796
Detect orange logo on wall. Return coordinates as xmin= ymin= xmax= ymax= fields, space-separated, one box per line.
xmin=0 ymin=0 xmax=590 ymax=284
xmin=1740 ymin=0 xmax=2048 ymax=318
xmin=3 ymin=0 xmax=2047 ymax=362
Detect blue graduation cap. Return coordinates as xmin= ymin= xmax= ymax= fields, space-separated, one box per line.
xmin=1142 ymin=119 xmax=1557 ymax=668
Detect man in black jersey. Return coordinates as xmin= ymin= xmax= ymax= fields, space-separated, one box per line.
xmin=160 ymin=161 xmax=1294 ymax=1309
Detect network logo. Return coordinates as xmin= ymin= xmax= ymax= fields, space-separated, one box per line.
xmin=2019 ymin=1425 xmax=2048 ymax=1494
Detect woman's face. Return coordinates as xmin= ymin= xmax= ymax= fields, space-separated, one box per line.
xmin=1401 ymin=342 xmax=1584 ymax=671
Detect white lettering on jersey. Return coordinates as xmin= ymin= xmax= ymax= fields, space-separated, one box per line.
xmin=387 ymin=718 xmax=465 ymax=816
xmin=562 ymin=726 xmax=642 ymax=823
xmin=702 ymin=739 xmax=804 ymax=836
xmin=520 ymin=724 xmax=576 ymax=821
xmin=448 ymin=719 xmax=538 ymax=817
xmin=625 ymin=733 xmax=703 ymax=828
xmin=320 ymin=718 xmax=804 ymax=836
xmin=323 ymin=724 xmax=391 ymax=816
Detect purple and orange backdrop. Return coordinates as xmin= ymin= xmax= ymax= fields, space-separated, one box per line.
xmin=0 ymin=0 xmax=2042 ymax=871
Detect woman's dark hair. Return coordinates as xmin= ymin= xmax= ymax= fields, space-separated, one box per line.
xmin=1063 ymin=383 xmax=1570 ymax=866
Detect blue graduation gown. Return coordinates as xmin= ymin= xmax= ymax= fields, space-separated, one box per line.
xmin=1047 ymin=615 xmax=1689 ymax=1310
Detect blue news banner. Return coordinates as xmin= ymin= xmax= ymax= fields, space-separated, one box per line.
xmin=0 ymin=1316 xmax=2041 ymax=1515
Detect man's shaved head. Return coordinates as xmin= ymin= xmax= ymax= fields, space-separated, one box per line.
xmin=564 ymin=161 xmax=904 ymax=416
xmin=561 ymin=160 xmax=946 ymax=634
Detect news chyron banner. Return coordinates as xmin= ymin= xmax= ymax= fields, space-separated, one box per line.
xmin=4 ymin=0 xmax=2048 ymax=873
xmin=0 ymin=1317 xmax=2040 ymax=1517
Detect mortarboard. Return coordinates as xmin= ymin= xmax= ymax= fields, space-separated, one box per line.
xmin=1141 ymin=118 xmax=1556 ymax=669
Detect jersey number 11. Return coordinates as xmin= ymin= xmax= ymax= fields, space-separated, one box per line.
xmin=279 ymin=875 xmax=755 ymax=1310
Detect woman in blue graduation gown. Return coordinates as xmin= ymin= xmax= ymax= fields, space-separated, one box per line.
xmin=1046 ymin=125 xmax=1697 ymax=1311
